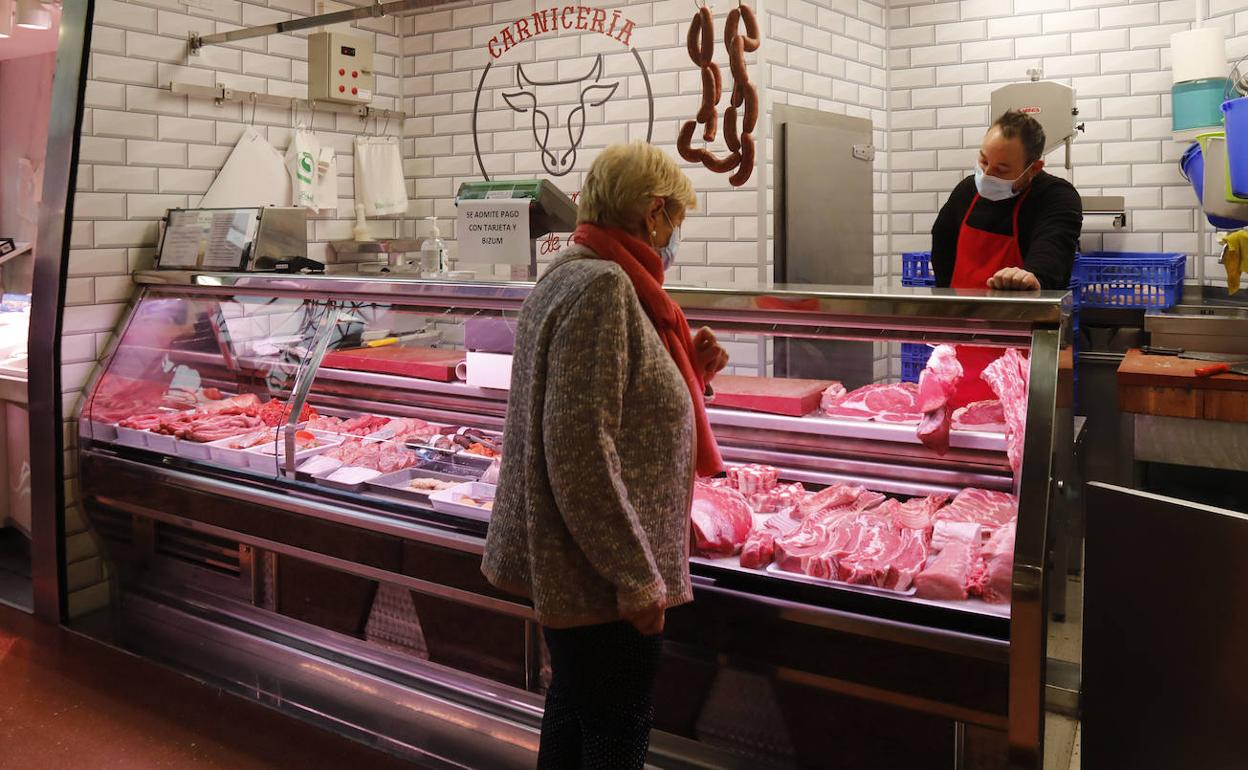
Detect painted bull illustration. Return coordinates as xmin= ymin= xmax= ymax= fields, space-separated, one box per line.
xmin=501 ymin=55 xmax=619 ymax=177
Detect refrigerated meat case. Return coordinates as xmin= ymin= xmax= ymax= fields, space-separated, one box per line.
xmin=75 ymin=271 xmax=1069 ymax=770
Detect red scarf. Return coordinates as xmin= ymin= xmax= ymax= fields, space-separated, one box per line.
xmin=571 ymin=223 xmax=724 ymax=478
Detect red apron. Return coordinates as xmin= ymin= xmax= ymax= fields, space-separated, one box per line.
xmin=949 ymin=189 xmax=1031 ymax=407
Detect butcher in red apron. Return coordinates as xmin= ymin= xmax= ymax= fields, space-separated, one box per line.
xmin=930 ymin=110 xmax=1083 ymax=407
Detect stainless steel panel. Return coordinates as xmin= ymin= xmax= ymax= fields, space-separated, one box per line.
xmin=1007 ymin=329 xmax=1060 ymax=769
xmin=1083 ymin=483 xmax=1248 ymax=770
xmin=29 ymin=0 xmax=93 ymax=622
xmin=1145 ymin=307 xmax=1248 ymax=355
xmin=778 ymin=114 xmax=874 ymax=286
xmin=1132 ymin=414 xmax=1248 ymax=472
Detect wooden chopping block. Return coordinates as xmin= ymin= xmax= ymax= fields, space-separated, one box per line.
xmin=1118 ymin=349 xmax=1248 ymax=423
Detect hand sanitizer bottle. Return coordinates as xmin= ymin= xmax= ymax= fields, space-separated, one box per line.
xmin=419 ymin=217 xmax=448 ymax=278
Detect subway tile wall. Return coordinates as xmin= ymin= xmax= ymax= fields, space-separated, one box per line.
xmin=888 ymin=0 xmax=1248 ymax=290
xmin=62 ymin=0 xmax=406 ymax=616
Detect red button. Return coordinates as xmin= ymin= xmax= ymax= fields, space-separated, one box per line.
xmin=338 ymin=85 xmax=345 ymax=93
xmin=351 ymin=87 xmax=358 ymax=95
xmin=338 ymin=68 xmax=345 ymax=76
xmin=352 ymin=71 xmax=358 ymax=78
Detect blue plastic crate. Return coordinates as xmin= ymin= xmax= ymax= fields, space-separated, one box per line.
xmin=902 ymin=251 xmax=935 ymax=287
xmin=900 ymin=343 xmax=933 ymax=383
xmin=1071 ymin=251 xmax=1186 ymax=310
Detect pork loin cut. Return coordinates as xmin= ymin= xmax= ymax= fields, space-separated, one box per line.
xmin=931 ymin=520 xmax=983 ymax=552
xmin=952 ymin=400 xmax=1007 ymax=433
xmin=691 ymin=483 xmax=754 ymax=556
xmin=893 ymin=493 xmax=950 ymax=533
xmin=981 ymin=522 xmax=1016 ymax=603
xmin=822 ymin=382 xmax=924 ymax=424
xmin=915 ymin=540 xmax=979 ymax=600
xmin=931 ymin=488 xmax=1018 ymax=536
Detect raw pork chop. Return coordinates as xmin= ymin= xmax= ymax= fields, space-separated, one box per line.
xmin=822 ymin=382 xmax=924 ymax=424
xmin=951 ymin=400 xmax=1007 ymax=433
xmin=980 ymin=522 xmax=1016 ymax=603
xmin=982 ymin=349 xmax=1030 ymax=473
xmin=691 ymin=483 xmax=754 ymax=556
xmin=931 ymin=488 xmax=1018 ymax=536
xmin=794 ymin=482 xmax=885 ymax=521
xmin=915 ymin=540 xmax=979 ymax=600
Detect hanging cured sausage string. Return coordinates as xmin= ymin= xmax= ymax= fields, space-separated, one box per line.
xmin=677 ymin=1 xmax=759 ymax=188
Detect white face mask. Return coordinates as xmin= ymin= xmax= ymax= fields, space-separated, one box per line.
xmin=974 ymin=164 xmax=1033 ymax=202
xmin=656 ymin=208 xmax=680 ymax=269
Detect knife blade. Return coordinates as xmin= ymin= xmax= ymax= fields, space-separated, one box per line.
xmin=1179 ymin=351 xmax=1248 ymax=363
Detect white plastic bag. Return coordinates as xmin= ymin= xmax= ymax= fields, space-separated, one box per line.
xmin=354 ymin=136 xmax=407 ymax=216
xmin=285 ymin=127 xmax=339 ymax=212
xmin=201 ymin=127 xmax=291 ymax=209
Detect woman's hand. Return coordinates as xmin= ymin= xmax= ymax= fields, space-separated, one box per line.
xmin=692 ymin=326 xmax=729 ymax=383
xmin=622 ymin=600 xmax=666 ymax=635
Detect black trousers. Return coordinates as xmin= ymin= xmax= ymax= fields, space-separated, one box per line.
xmin=537 ymin=621 xmax=663 ymax=770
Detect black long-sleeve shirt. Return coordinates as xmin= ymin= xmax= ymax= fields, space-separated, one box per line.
xmin=930 ymin=171 xmax=1083 ymax=290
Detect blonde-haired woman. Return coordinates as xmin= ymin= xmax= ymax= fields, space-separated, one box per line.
xmin=483 ymin=141 xmax=728 ymax=768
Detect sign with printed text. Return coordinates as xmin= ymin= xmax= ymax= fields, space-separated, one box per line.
xmin=457 ymin=200 xmax=531 ymax=265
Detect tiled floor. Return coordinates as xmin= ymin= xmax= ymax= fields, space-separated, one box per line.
xmin=0 ymin=604 xmax=417 ymax=770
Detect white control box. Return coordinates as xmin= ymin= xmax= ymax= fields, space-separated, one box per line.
xmin=308 ymin=31 xmax=374 ymax=105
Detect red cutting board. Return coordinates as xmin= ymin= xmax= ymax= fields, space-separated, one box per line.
xmin=320 ymin=345 xmax=465 ymax=381
xmin=710 ymin=375 xmax=839 ymax=416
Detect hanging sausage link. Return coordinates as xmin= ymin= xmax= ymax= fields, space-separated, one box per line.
xmin=676 ymin=2 xmax=759 ymax=188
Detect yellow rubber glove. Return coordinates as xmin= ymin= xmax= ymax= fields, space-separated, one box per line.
xmin=1219 ymin=230 xmax=1248 ymax=295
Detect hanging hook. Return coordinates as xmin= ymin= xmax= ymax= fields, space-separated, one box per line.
xmin=248 ymin=93 xmax=257 ymax=126
xmin=382 ymin=111 xmax=391 ymax=136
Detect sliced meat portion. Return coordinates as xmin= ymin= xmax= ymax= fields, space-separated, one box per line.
xmin=691 ymin=483 xmax=753 ymax=556
xmin=952 ymin=400 xmax=1007 ymax=433
xmin=915 ymin=540 xmax=979 ymax=600
xmin=893 ymin=493 xmax=950 ymax=533
xmin=931 ymin=487 xmax=1018 ymax=536
xmin=748 ymin=482 xmax=805 ymax=515
xmin=819 ymin=383 xmax=848 ymax=413
xmin=793 ymin=482 xmax=885 ymax=521
xmin=822 ymin=382 xmax=923 ymax=424
xmin=739 ymin=531 xmax=775 ymax=569
xmin=980 ymin=521 xmax=1016 ymax=603
xmin=726 ymin=464 xmax=780 ymax=496
xmin=931 ymin=520 xmax=984 ymax=552
xmin=981 ymin=348 xmax=1030 ymax=473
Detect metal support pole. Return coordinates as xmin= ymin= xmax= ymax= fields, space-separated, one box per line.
xmin=189 ymin=0 xmax=449 ymax=53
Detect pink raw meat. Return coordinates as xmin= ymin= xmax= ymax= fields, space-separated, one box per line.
xmin=952 ymin=400 xmax=1007 ymax=433
xmin=931 ymin=520 xmax=984 ymax=552
xmin=893 ymin=493 xmax=950 ymax=533
xmin=980 ymin=522 xmax=1016 ymax=603
xmin=739 ymin=531 xmax=776 ymax=569
xmin=982 ymin=349 xmax=1030 ymax=473
xmin=691 ymin=484 xmax=754 ymax=556
xmin=931 ymin=488 xmax=1018 ymax=536
xmin=915 ymin=540 xmax=979 ymax=600
xmin=726 ymin=464 xmax=780 ymax=496
xmin=819 ymin=383 xmax=848 ymax=412
xmin=793 ymin=483 xmax=885 ymax=521
xmin=916 ymin=345 xmax=962 ymax=455
xmin=748 ymin=483 xmax=806 ymax=515
xmin=917 ymin=345 xmax=963 ymax=413
xmin=917 ymin=405 xmax=952 ymax=455
xmin=822 ymin=382 xmax=924 ymax=424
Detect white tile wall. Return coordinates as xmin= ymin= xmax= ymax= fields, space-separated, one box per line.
xmin=62 ymin=0 xmax=406 ymax=616
xmin=887 ymin=0 xmax=1248 ymax=289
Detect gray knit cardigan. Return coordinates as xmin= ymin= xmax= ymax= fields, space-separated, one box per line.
xmin=481 ymin=247 xmax=696 ymax=629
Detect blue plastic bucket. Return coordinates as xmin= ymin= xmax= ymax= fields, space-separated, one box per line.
xmin=1221 ymin=97 xmax=1248 ymax=197
xmin=1174 ymin=79 xmax=1231 ymax=134
xmin=1179 ymin=140 xmax=1248 ymax=229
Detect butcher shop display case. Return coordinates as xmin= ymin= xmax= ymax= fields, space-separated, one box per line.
xmin=75 ymin=271 xmax=1071 ymax=770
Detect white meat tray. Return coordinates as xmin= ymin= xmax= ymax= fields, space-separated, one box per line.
xmin=242 ymin=432 xmax=342 ymax=472
xmin=764 ymin=562 xmax=917 ymax=597
xmin=429 ymin=482 xmax=496 ymax=522
xmin=114 ymin=425 xmax=148 ymax=448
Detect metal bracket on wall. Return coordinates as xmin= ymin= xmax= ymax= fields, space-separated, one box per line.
xmin=168 ymin=80 xmax=407 ymax=122
xmin=187 ymin=0 xmax=447 ymax=54
xmin=852 ymin=144 xmax=875 ymax=162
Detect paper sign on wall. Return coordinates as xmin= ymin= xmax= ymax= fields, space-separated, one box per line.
xmin=456 ymin=199 xmax=530 ymax=265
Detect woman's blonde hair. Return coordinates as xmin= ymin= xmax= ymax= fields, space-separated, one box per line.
xmin=577 ymin=141 xmax=697 ymax=229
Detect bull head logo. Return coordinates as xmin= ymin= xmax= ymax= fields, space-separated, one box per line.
xmin=501 ymin=55 xmax=619 ymax=177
